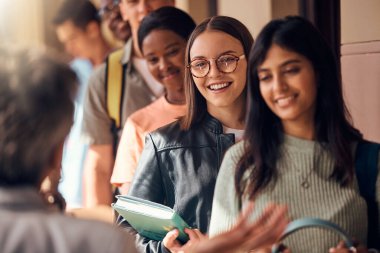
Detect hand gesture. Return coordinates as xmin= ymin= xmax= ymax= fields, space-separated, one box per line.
xmin=163 ymin=227 xmax=207 ymax=253
xmin=163 ymin=202 xmax=288 ymax=253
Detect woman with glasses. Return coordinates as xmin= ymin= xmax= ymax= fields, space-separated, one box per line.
xmin=124 ymin=15 xmax=285 ymax=253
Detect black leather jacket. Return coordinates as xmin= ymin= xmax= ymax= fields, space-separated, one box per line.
xmin=123 ymin=113 xmax=236 ymax=253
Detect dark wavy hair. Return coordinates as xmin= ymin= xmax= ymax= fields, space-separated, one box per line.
xmin=180 ymin=16 xmax=253 ymax=130
xmin=236 ymin=16 xmax=362 ymax=199
xmin=0 ymin=47 xmax=77 ymax=187
xmin=137 ymin=6 xmax=196 ymax=53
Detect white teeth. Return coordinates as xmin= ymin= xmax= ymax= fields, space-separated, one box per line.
xmin=276 ymin=95 xmax=295 ymax=106
xmin=209 ymin=83 xmax=229 ymax=90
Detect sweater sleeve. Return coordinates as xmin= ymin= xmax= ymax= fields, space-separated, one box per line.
xmin=208 ymin=142 xmax=243 ymax=237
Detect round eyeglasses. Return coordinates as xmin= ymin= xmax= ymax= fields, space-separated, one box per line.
xmin=98 ymin=1 xmax=120 ymax=20
xmin=187 ymin=54 xmax=245 ymax=78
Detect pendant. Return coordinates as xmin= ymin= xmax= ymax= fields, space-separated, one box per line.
xmin=301 ymin=181 xmax=310 ymax=189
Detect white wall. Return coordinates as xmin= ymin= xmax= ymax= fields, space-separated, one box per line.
xmin=341 ymin=0 xmax=380 ymax=142
xmin=341 ymin=0 xmax=380 ymax=43
xmin=217 ymin=0 xmax=298 ymax=38
xmin=218 ymin=0 xmax=271 ymax=38
xmin=0 ymin=0 xmax=44 ymax=47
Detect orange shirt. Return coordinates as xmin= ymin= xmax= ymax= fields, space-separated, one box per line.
xmin=111 ymin=96 xmax=186 ymax=186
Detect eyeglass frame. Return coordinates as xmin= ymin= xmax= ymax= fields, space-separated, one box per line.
xmin=187 ymin=54 xmax=245 ymax=78
xmin=98 ymin=0 xmax=120 ymax=19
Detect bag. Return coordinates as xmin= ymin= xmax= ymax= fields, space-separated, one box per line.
xmin=355 ymin=140 xmax=380 ymax=249
xmin=271 ymin=218 xmax=356 ymax=253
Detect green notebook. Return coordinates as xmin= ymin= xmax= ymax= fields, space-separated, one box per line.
xmin=112 ymin=195 xmax=190 ymax=243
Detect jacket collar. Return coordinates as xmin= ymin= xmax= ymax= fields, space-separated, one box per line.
xmin=202 ymin=113 xmax=224 ymax=134
xmin=0 ymin=187 xmax=49 ymax=212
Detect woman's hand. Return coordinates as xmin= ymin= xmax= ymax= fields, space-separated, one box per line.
xmin=329 ymin=240 xmax=368 ymax=253
xmin=163 ymin=228 xmax=207 ymax=253
xmin=165 ymin=202 xmax=288 ymax=253
xmin=237 ymin=203 xmax=288 ymax=252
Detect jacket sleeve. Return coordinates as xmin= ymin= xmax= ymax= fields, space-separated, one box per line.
xmin=119 ymin=133 xmax=169 ymax=253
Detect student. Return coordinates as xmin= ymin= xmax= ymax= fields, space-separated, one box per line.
xmin=54 ymin=0 xmax=112 ymax=66
xmin=209 ymin=16 xmax=380 ymax=252
xmin=122 ymin=16 xmax=255 ymax=252
xmin=82 ymin=0 xmax=175 ymax=207
xmin=111 ymin=7 xmax=195 ymax=194
xmin=0 ymin=47 xmax=136 ymax=253
xmin=53 ymin=0 xmax=112 ymax=208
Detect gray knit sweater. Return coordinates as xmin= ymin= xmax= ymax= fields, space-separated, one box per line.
xmin=209 ymin=135 xmax=380 ymax=252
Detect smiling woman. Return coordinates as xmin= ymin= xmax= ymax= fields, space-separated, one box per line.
xmin=209 ymin=16 xmax=380 ymax=253
xmin=188 ymin=30 xmax=247 ymax=124
xmin=117 ymin=14 xmax=254 ymax=253
xmin=258 ymin=44 xmax=317 ymax=139
xmin=111 ymin=6 xmax=195 ymax=194
xmin=141 ymin=29 xmax=186 ymax=103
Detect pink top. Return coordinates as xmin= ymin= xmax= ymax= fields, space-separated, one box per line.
xmin=111 ymin=96 xmax=187 ymax=186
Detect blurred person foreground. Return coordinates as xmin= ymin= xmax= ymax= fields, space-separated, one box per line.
xmin=0 ymin=46 xmax=136 ymax=253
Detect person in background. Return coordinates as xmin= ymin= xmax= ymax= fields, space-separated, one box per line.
xmin=54 ymin=0 xmax=112 ymax=66
xmin=81 ymin=0 xmax=175 ymax=207
xmin=122 ymin=16 xmax=255 ymax=253
xmin=99 ymin=0 xmax=131 ymax=44
xmin=209 ymin=16 xmax=380 ymax=252
xmin=111 ymin=6 xmax=194 ymax=194
xmin=0 ymin=47 xmax=137 ymax=253
xmin=52 ymin=0 xmax=113 ymax=208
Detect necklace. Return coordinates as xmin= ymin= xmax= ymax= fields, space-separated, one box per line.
xmin=301 ymin=173 xmax=313 ymax=189
xmin=300 ymin=144 xmax=321 ymax=189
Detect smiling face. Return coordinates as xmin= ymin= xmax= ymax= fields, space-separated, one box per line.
xmin=189 ymin=30 xmax=247 ymax=115
xmin=258 ymin=44 xmax=317 ymax=134
xmin=142 ymin=29 xmax=186 ymax=90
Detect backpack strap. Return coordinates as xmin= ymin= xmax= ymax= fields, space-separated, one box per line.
xmin=105 ymin=48 xmax=126 ymax=131
xmin=105 ymin=48 xmax=127 ymax=156
xmin=355 ymin=140 xmax=380 ymax=249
